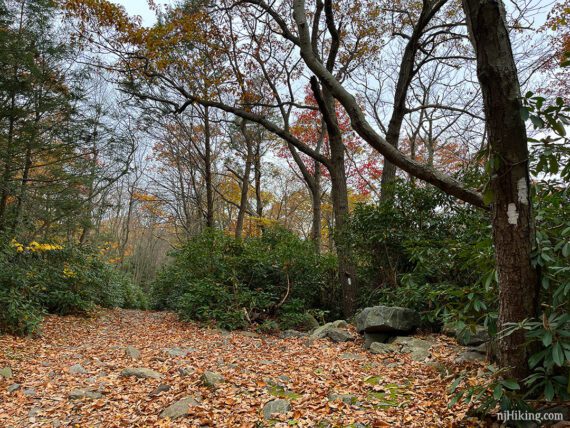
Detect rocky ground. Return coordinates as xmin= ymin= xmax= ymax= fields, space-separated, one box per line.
xmin=0 ymin=309 xmax=489 ymax=427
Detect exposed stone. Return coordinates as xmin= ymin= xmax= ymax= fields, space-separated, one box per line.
xmin=150 ymin=384 xmax=171 ymax=397
xmin=355 ymin=306 xmax=420 ymax=334
xmin=331 ymin=320 xmax=349 ymax=329
xmin=0 ymin=367 xmax=13 ymax=379
xmin=340 ymin=353 xmax=365 ymax=361
xmin=262 ymin=399 xmax=291 ymax=420
xmin=164 ymin=347 xmax=195 ymax=357
xmin=369 ymin=342 xmax=396 ymax=355
xmin=390 ymin=336 xmax=433 ymax=361
xmin=178 ymin=367 xmax=194 ymax=377
xmin=159 ymin=396 xmax=200 ymax=419
xmin=326 ymin=328 xmax=355 ymax=343
xmin=328 ymin=392 xmax=358 ymax=405
xmin=125 ymin=345 xmax=141 ymax=360
xmin=455 ymin=351 xmax=486 ymax=363
xmin=304 ymin=314 xmax=320 ymax=330
xmin=311 ymin=321 xmax=354 ymax=342
xmin=280 ymin=330 xmax=308 ymax=339
xmin=7 ymin=383 xmax=20 ymax=393
xmin=120 ymin=367 xmax=162 ymax=379
xmin=201 ymin=371 xmax=224 ymax=387
xmin=69 ymin=364 xmax=87 ymax=374
xmin=443 ymin=324 xmax=490 ymax=346
xmin=23 ymin=387 xmax=36 ymax=397
xmin=363 ymin=332 xmax=390 ymax=349
xmin=68 ymin=388 xmax=103 ymax=400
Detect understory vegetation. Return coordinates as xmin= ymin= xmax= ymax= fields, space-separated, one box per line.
xmin=1 ymin=0 xmax=570 ymax=423
xmin=0 ymin=239 xmax=147 ymax=336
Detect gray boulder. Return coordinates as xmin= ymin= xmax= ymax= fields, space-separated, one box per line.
xmin=455 ymin=351 xmax=486 ymax=363
xmin=7 ymin=383 xmax=20 ymax=393
xmin=280 ymin=330 xmax=307 ymax=339
xmin=263 ymin=399 xmax=291 ymax=420
xmin=120 ymin=367 xmax=162 ymax=379
xmin=201 ymin=371 xmax=224 ymax=388
xmin=391 ymin=336 xmax=433 ymax=361
xmin=159 ymin=396 xmax=199 ymax=419
xmin=369 ymin=342 xmax=396 ymax=355
xmin=311 ymin=321 xmax=354 ymax=342
xmin=328 ymin=392 xmax=358 ymax=405
xmin=125 ymin=345 xmax=141 ymax=360
xmin=164 ymin=347 xmax=195 ymax=357
xmin=443 ymin=324 xmax=490 ymax=346
xmin=355 ymin=306 xmax=420 ymax=334
xmin=68 ymin=388 xmax=103 ymax=400
xmin=363 ymin=332 xmax=390 ymax=349
xmin=0 ymin=367 xmax=13 ymax=379
xmin=326 ymin=328 xmax=355 ymax=343
xmin=69 ymin=364 xmax=87 ymax=374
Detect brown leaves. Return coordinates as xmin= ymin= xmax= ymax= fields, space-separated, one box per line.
xmin=0 ymin=309 xmax=485 ymax=427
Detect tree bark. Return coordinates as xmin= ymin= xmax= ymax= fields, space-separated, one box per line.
xmin=312 ymin=78 xmax=358 ymax=317
xmin=203 ymin=106 xmax=215 ymax=228
xmin=463 ymin=0 xmax=539 ymax=379
xmin=235 ymin=120 xmax=254 ymax=239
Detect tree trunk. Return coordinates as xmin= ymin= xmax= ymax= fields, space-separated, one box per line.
xmin=463 ymin=0 xmax=539 ymax=379
xmin=203 ymin=106 xmax=214 ymax=228
xmin=314 ymin=79 xmax=358 ymax=317
xmin=310 ymin=159 xmax=322 ymax=253
xmin=235 ymin=120 xmax=254 ymax=239
xmin=254 ymin=142 xmax=263 ymax=218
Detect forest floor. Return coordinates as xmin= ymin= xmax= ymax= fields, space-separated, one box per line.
xmin=0 ymin=309 xmax=489 ymax=427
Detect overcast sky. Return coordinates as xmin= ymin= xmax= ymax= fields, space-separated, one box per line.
xmin=114 ymin=0 xmax=159 ymax=26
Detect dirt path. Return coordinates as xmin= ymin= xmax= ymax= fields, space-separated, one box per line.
xmin=0 ymin=309 xmax=484 ymax=427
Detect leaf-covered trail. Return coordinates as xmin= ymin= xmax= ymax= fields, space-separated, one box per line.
xmin=0 ymin=309 xmax=485 ymax=427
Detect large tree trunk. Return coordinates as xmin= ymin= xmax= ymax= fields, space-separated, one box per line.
xmin=203 ymin=106 xmax=214 ymax=228
xmin=314 ymin=79 xmax=358 ymax=317
xmin=310 ymin=159 xmax=322 ymax=252
xmin=463 ymin=0 xmax=539 ymax=379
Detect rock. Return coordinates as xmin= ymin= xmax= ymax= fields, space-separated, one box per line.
xmin=160 ymin=396 xmax=200 ymax=419
xmin=280 ymin=330 xmax=307 ymax=339
xmin=340 ymin=353 xmax=365 ymax=361
xmin=23 ymin=387 xmax=36 ymax=397
xmin=328 ymin=392 xmax=357 ymax=405
xmin=120 ymin=367 xmax=162 ymax=379
xmin=391 ymin=336 xmax=433 ymax=361
xmin=201 ymin=371 xmax=224 ymax=387
xmin=263 ymin=399 xmax=291 ymax=420
xmin=150 ymin=384 xmax=171 ymax=397
xmin=125 ymin=345 xmax=141 ymax=360
xmin=68 ymin=388 xmax=103 ymax=400
xmin=69 ymin=364 xmax=87 ymax=374
xmin=304 ymin=314 xmax=320 ymax=330
xmin=369 ymin=342 xmax=396 ymax=355
xmin=331 ymin=320 xmax=348 ymax=329
xmin=355 ymin=306 xmax=420 ymax=334
xmin=240 ymin=331 xmax=260 ymax=338
xmin=7 ymin=383 xmax=20 ymax=393
xmin=363 ymin=332 xmax=390 ymax=349
xmin=0 ymin=367 xmax=13 ymax=379
xmin=326 ymin=328 xmax=355 ymax=343
xmin=311 ymin=323 xmax=335 ymax=339
xmin=443 ymin=324 xmax=490 ymax=346
xmin=164 ymin=347 xmax=195 ymax=357
xmin=455 ymin=351 xmax=486 ymax=363
xmin=178 ymin=367 xmax=194 ymax=377
xmin=311 ymin=321 xmax=354 ymax=342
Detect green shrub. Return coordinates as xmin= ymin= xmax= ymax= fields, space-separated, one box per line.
xmin=151 ymin=227 xmax=338 ymax=330
xmin=346 ymin=180 xmax=495 ymax=329
xmin=0 ymin=238 xmax=147 ymax=335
